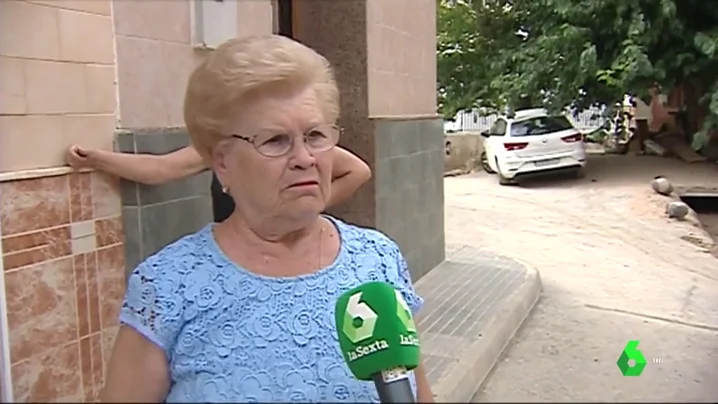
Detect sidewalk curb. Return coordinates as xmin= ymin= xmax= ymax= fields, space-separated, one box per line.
xmin=432 ymin=266 xmax=543 ymax=402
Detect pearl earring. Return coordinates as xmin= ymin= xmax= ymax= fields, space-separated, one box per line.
xmin=222 ymin=186 xmax=229 ymax=194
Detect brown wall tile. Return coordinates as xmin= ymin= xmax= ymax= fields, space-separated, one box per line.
xmin=86 ymin=252 xmax=102 ymax=335
xmin=70 ymin=172 xmax=93 ymax=222
xmin=74 ymin=252 xmax=102 ymax=339
xmin=5 ymin=258 xmax=77 ymax=364
xmin=90 ymin=333 xmax=104 ymax=401
xmin=2 ymin=226 xmax=71 ymax=271
xmin=0 ymin=176 xmax=70 ymax=236
xmin=79 ymin=336 xmax=93 ymax=402
xmin=2 ymin=226 xmax=69 ymax=253
xmin=74 ymin=255 xmax=90 ymax=338
xmin=97 ymin=245 xmax=126 ymax=330
xmin=100 ymin=326 xmax=117 ymax=377
xmin=11 ymin=341 xmax=83 ymax=402
xmin=79 ymin=333 xmax=104 ymax=402
xmin=91 ymin=172 xmax=121 ymax=219
xmin=0 ymin=171 xmax=127 ymax=402
xmin=95 ymin=216 xmax=123 ymax=248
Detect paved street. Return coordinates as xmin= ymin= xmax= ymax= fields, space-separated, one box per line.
xmin=443 ymin=155 xmax=718 ymax=402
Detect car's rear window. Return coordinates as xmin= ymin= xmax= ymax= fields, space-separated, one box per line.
xmin=510 ymin=116 xmax=574 ymax=137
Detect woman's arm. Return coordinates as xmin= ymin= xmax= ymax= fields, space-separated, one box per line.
xmin=65 ymin=145 xmax=208 ymax=185
xmin=102 ymin=327 xmax=171 ymax=402
xmin=328 ymin=147 xmax=372 ymax=207
xmin=66 ymin=144 xmax=369 ymax=201
xmin=104 ymin=253 xmax=186 ymax=402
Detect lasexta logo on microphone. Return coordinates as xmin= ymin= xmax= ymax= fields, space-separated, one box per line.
xmin=335 ymin=282 xmax=421 ymax=381
xmin=342 ymin=289 xmax=418 ymax=362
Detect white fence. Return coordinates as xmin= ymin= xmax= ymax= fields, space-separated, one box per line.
xmin=447 ymin=108 xmax=607 ymax=133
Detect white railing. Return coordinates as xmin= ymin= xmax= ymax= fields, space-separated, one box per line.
xmin=447 ymin=107 xmax=607 ymax=134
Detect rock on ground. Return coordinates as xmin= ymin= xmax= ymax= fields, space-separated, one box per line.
xmin=666 ymin=201 xmax=690 ymax=219
xmin=651 ymin=176 xmax=674 ymax=195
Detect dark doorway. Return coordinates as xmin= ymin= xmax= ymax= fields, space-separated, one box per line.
xmin=277 ymin=0 xmax=293 ymax=38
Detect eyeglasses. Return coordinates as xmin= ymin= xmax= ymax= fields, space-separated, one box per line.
xmin=230 ymin=123 xmax=341 ymax=158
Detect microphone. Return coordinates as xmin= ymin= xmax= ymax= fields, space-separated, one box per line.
xmin=335 ymin=281 xmax=420 ymax=403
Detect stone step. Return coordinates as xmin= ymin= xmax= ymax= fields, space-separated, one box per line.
xmin=415 ymin=244 xmax=542 ymax=402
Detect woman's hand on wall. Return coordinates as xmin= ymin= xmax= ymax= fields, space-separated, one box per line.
xmin=63 ymin=145 xmax=208 ymax=185
xmin=65 ymin=144 xmax=93 ymax=170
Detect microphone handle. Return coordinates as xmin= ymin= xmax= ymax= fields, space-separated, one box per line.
xmin=372 ymin=366 xmax=416 ymax=403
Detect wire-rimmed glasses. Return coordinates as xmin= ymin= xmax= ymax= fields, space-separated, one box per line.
xmin=231 ymin=123 xmax=341 ymax=158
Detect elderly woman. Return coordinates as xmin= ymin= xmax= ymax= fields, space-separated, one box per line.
xmin=103 ymin=35 xmax=433 ymax=403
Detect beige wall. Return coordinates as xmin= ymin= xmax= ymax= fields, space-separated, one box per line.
xmin=0 ymin=0 xmax=117 ymax=173
xmin=0 ymin=0 xmax=274 ymax=174
xmin=366 ymin=0 xmax=437 ymax=117
xmin=113 ymin=0 xmax=273 ymax=129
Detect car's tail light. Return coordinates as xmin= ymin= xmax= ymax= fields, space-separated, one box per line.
xmin=503 ymin=142 xmax=528 ymax=151
xmin=561 ymin=132 xmax=583 ymax=143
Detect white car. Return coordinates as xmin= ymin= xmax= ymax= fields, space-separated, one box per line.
xmin=480 ymin=108 xmax=587 ymax=185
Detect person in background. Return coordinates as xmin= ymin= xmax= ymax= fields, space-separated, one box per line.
xmin=648 ymin=83 xmax=679 ymax=133
xmin=102 ymin=34 xmax=433 ymax=403
xmin=630 ymin=84 xmax=679 ymax=155
xmin=66 ymin=140 xmax=371 ymax=222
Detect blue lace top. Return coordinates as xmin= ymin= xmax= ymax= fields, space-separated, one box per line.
xmin=119 ymin=216 xmax=424 ymax=403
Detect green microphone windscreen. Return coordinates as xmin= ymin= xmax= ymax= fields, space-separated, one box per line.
xmin=335 ymin=281 xmax=420 ymax=381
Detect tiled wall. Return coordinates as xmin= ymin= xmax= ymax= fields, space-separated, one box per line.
xmin=374 ymin=118 xmax=446 ymax=280
xmin=116 ymin=130 xmax=213 ymax=272
xmin=0 ymin=0 xmax=117 ymax=172
xmin=0 ymin=1 xmax=121 ymax=401
xmin=112 ymin=0 xmax=273 ymax=129
xmin=366 ymin=0 xmax=437 ymax=117
xmin=0 ymin=173 xmax=124 ymax=402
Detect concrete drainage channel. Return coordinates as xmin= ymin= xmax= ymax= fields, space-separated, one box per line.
xmin=678 ymin=188 xmax=718 ymax=255
xmin=679 ymin=188 xmax=718 ymax=213
xmin=416 ymin=245 xmax=543 ymax=402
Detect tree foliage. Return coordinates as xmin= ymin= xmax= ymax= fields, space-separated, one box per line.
xmin=437 ymin=0 xmax=718 ymax=132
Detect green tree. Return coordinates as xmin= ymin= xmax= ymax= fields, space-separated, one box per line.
xmin=437 ymin=0 xmax=718 ymax=132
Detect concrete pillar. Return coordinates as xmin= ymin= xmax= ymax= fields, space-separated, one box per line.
xmin=293 ymin=0 xmax=445 ymax=280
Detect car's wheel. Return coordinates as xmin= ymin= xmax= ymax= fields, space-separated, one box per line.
xmin=480 ymin=151 xmax=495 ymax=174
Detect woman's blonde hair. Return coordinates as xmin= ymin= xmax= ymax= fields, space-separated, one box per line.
xmin=183 ymin=35 xmax=340 ymax=161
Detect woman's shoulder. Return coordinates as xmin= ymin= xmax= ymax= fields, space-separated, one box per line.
xmin=134 ymin=224 xmax=220 ymax=277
